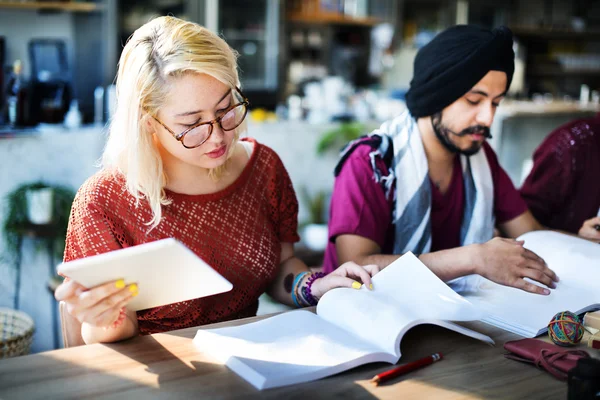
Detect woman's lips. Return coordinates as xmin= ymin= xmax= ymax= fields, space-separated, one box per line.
xmin=205 ymin=145 xmax=227 ymax=159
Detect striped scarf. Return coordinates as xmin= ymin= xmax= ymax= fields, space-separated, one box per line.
xmin=375 ymin=109 xmax=496 ymax=256
xmin=336 ymin=110 xmax=495 ymax=291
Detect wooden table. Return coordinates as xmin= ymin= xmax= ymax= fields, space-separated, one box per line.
xmin=0 ymin=313 xmax=597 ymax=400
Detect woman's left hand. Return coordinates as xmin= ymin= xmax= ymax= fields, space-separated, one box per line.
xmin=309 ymin=262 xmax=380 ymax=300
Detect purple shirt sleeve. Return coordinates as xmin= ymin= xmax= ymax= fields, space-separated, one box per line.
xmin=328 ymin=145 xmax=392 ymax=248
xmin=483 ymin=143 xmax=529 ymax=224
xmin=519 ymin=135 xmax=570 ymax=226
xmin=520 ymin=117 xmax=600 ymax=233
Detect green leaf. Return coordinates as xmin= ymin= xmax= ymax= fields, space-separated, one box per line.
xmin=316 ymin=122 xmax=367 ymax=155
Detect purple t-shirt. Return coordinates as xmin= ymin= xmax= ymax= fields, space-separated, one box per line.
xmin=520 ymin=116 xmax=600 ymax=233
xmin=323 ymin=141 xmax=528 ymax=273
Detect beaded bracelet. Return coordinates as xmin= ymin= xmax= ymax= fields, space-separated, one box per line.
xmin=303 ymin=272 xmax=326 ymax=306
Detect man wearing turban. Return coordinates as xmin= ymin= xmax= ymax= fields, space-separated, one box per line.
xmin=323 ymin=25 xmax=559 ymax=295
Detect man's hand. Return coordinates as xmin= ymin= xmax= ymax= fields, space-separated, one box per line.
xmin=470 ymin=237 xmax=559 ymax=295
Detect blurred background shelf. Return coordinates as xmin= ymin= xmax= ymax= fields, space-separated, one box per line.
xmin=528 ymin=69 xmax=600 ymax=77
xmin=511 ymin=27 xmax=600 ymax=40
xmin=0 ymin=1 xmax=103 ymax=12
xmin=287 ymin=12 xmax=380 ymax=26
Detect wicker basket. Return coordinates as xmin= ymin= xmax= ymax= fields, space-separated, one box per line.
xmin=0 ymin=308 xmax=35 ymax=359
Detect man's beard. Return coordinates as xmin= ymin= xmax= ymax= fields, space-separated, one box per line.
xmin=431 ymin=112 xmax=491 ymax=156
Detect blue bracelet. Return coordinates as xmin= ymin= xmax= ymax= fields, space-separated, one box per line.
xmin=291 ymin=271 xmax=309 ymax=308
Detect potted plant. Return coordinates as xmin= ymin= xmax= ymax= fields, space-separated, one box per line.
xmin=25 ymin=186 xmax=54 ymax=225
xmin=2 ymin=182 xmax=75 ymax=309
xmin=299 ymin=187 xmax=329 ymax=252
xmin=316 ymin=121 xmax=367 ymax=155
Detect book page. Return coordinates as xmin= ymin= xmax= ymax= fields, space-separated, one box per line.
xmin=317 ymin=253 xmax=488 ymax=356
xmin=192 ymin=253 xmax=492 ymax=390
xmin=193 ymin=310 xmax=396 ymax=390
xmin=462 ymin=231 xmax=600 ymax=337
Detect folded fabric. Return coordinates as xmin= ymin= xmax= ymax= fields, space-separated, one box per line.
xmin=504 ymin=338 xmax=590 ymax=380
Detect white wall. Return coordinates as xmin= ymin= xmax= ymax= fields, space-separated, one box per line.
xmin=248 ymin=121 xmax=345 ymax=225
xmin=0 ymin=9 xmax=75 ymax=78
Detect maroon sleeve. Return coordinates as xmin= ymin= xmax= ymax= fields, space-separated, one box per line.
xmin=63 ymin=175 xmax=127 ymax=263
xmin=482 ymin=143 xmax=529 ymax=224
xmin=328 ymin=145 xmax=392 ymax=248
xmin=519 ymin=134 xmax=571 ymax=226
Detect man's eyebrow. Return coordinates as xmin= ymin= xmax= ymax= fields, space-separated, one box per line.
xmin=468 ymin=90 xmax=506 ymax=100
xmin=174 ymin=90 xmax=231 ymax=117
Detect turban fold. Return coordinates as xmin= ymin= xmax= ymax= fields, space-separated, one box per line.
xmin=406 ymin=25 xmax=515 ymax=118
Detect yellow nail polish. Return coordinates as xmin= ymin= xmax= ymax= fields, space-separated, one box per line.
xmin=131 ymin=290 xmax=139 ymax=297
xmin=115 ymin=279 xmax=125 ymax=289
xmin=369 ymin=284 xmax=374 ymax=290
xmin=352 ymin=281 xmax=361 ymax=289
xmin=129 ymin=284 xmax=138 ymax=293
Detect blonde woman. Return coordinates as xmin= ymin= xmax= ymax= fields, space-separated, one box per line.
xmin=54 ymin=16 xmax=379 ymax=345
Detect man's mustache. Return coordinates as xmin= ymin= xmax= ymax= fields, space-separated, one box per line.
xmin=448 ymin=125 xmax=492 ymax=139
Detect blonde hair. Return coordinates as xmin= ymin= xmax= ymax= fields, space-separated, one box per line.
xmin=102 ymin=16 xmax=242 ymax=229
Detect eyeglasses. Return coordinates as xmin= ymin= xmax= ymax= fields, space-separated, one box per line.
xmin=151 ymin=87 xmax=249 ymax=149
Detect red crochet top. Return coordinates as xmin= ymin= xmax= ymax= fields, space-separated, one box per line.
xmin=63 ymin=138 xmax=299 ymax=334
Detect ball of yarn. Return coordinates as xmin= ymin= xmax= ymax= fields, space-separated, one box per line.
xmin=548 ymin=311 xmax=584 ymax=346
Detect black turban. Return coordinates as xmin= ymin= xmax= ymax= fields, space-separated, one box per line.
xmin=405 ymin=25 xmax=515 ymax=118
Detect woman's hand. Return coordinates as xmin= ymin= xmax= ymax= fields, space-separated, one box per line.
xmin=578 ymin=216 xmax=600 ymax=242
xmin=309 ymin=262 xmax=380 ymax=300
xmin=55 ymin=279 xmax=138 ymax=328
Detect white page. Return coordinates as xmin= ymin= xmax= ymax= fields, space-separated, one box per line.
xmin=193 ymin=310 xmax=395 ymax=390
xmin=57 ymin=238 xmax=233 ymax=311
xmin=463 ymin=231 xmax=600 ymax=337
xmin=317 ymin=253 xmax=491 ymax=356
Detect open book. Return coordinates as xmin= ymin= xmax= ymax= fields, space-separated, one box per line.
xmin=193 ymin=253 xmax=493 ymax=390
xmin=461 ymin=231 xmax=600 ymax=337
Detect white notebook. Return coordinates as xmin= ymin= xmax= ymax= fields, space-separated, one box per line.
xmin=193 ymin=253 xmax=493 ymax=390
xmin=57 ymin=238 xmax=233 ymax=311
xmin=461 ymin=231 xmax=600 ymax=337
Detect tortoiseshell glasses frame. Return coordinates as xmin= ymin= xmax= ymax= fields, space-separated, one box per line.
xmin=150 ymin=87 xmax=249 ymax=149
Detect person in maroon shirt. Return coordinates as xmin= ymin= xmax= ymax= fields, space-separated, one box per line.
xmin=520 ymin=115 xmax=600 ymax=241
xmin=326 ymin=25 xmax=559 ymax=295
xmin=54 ymin=16 xmax=379 ymax=345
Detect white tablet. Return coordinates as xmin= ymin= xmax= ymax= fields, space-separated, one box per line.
xmin=57 ymin=238 xmax=233 ymax=311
